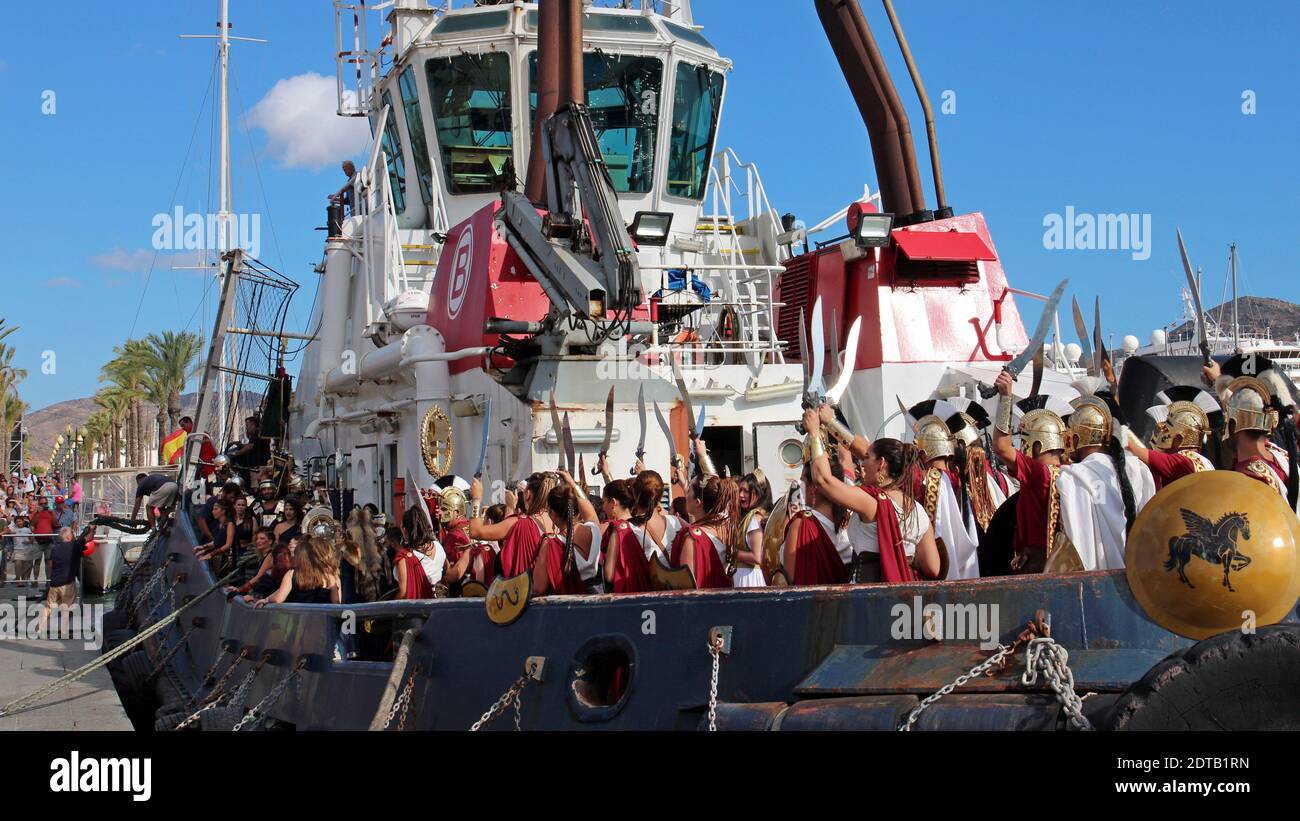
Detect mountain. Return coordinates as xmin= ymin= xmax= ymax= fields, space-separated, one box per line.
xmin=20 ymin=391 xmax=263 ymax=470
xmin=1171 ymin=296 xmax=1300 ymax=341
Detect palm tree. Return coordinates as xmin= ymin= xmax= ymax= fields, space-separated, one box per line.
xmin=100 ymin=341 xmax=153 ymax=466
xmin=94 ymin=388 xmax=133 ymax=469
xmin=0 ymin=392 xmax=25 ymax=476
xmin=81 ymin=412 xmax=112 ymax=470
xmin=142 ymin=331 xmax=203 ymax=431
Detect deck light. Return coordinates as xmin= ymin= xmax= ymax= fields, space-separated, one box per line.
xmin=630 ymin=211 xmax=674 ymax=246
xmin=853 ymin=212 xmax=895 ymax=248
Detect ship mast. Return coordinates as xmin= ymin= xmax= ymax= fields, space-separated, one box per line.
xmin=1230 ymin=242 xmax=1240 ymax=352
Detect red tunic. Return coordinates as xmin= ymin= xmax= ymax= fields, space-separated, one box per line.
xmin=862 ymin=487 xmax=917 ymax=584
xmin=1146 ymin=450 xmax=1209 ymax=491
xmin=441 ymin=520 xmax=471 ymax=563
xmin=537 ymin=534 xmax=586 ymax=595
xmin=603 ymin=520 xmax=651 ymax=594
xmin=394 ymin=548 xmax=434 ymax=599
xmin=1011 ymin=452 xmax=1054 ymax=565
xmin=499 ymin=516 xmax=545 ymax=578
xmin=1235 ymin=454 xmax=1288 ymax=496
xmin=669 ymin=526 xmax=730 ymax=589
xmin=784 ymin=512 xmax=849 ymax=586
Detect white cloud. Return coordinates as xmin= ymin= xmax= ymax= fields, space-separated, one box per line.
xmin=246 ymin=72 xmax=370 ymax=170
xmin=43 ymin=277 xmax=80 ymax=289
xmin=90 ymin=247 xmax=154 ymax=272
xmin=90 ymin=247 xmax=215 ymax=275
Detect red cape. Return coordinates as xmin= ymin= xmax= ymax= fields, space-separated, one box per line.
xmin=499 ymin=516 xmax=544 ymax=578
xmin=603 ymin=520 xmax=651 ymax=594
xmin=862 ymin=487 xmax=916 ymax=583
xmin=785 ymin=511 xmax=849 ymax=586
xmin=538 ymin=535 xmax=586 ymax=595
xmin=441 ymin=520 xmax=470 ymax=563
xmin=395 ymin=549 xmax=434 ymax=599
xmin=669 ymin=526 xmax=730 ymax=589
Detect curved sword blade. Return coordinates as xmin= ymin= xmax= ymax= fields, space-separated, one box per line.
xmin=798 ymin=306 xmax=811 ymax=396
xmin=561 ymin=413 xmax=577 ymax=476
xmin=598 ymin=388 xmax=615 ymax=456
xmin=635 ymin=385 xmax=647 ymax=459
xmin=1176 ymin=227 xmax=1212 ymax=364
xmin=827 ymin=316 xmax=862 ymax=404
xmin=670 ymin=354 xmax=698 ymax=436
xmin=1072 ymin=296 xmax=1094 ymax=376
xmin=1006 ymin=278 xmax=1069 ymax=378
xmin=828 ymin=308 xmax=842 ymax=388
xmin=1093 ymin=296 xmax=1106 ymax=376
xmin=548 ymin=392 xmax=566 ymax=474
xmin=809 ymin=297 xmax=826 ymax=397
xmin=474 ymin=398 xmax=492 ymax=478
xmin=652 ymin=399 xmax=678 ymax=469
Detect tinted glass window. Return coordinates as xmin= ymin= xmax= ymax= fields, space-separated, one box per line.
xmin=525 ymin=11 xmax=658 ymax=36
xmin=425 ymin=53 xmax=514 ymax=195
xmin=667 ymin=63 xmax=724 ymax=200
xmin=529 ymin=52 xmax=662 ymax=194
xmin=379 ymin=91 xmax=407 ymax=214
xmin=663 ymin=21 xmax=716 ymax=51
xmin=397 ymin=66 xmax=433 ymax=205
xmin=432 ymin=10 xmax=510 ymax=35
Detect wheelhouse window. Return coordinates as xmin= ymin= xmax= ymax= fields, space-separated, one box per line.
xmin=379 ymin=92 xmax=407 ymax=215
xmin=528 ymin=52 xmax=662 ymax=194
xmin=424 ymin=53 xmax=514 ymax=195
xmin=667 ymin=63 xmax=724 ymax=200
xmin=397 ymin=67 xmax=433 ymax=206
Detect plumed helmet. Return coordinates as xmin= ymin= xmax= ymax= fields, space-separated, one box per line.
xmin=1222 ymin=376 xmax=1278 ymax=438
xmin=1012 ymin=394 xmax=1073 ymax=457
xmin=1066 ymin=396 xmax=1114 ymax=452
xmin=1147 ymin=386 xmax=1220 ymax=450
xmin=913 ymin=415 xmax=956 ymax=461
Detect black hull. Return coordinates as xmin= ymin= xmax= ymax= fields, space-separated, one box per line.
xmin=108 ymin=505 xmax=1260 ymax=731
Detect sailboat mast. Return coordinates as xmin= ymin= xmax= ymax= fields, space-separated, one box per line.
xmin=1230 ymin=243 xmax=1240 ymax=352
xmin=216 ymin=0 xmax=231 ymax=446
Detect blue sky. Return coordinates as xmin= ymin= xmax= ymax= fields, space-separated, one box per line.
xmin=1 ymin=0 xmax=1296 ymax=414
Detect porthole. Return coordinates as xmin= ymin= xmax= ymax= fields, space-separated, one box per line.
xmin=566 ymin=634 xmax=636 ymax=722
xmin=779 ymin=438 xmax=804 ymax=468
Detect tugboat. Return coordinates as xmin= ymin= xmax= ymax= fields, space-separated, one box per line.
xmin=103 ymin=0 xmax=1300 ymax=732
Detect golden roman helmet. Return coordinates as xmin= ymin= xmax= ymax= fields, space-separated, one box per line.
xmin=912 ymin=414 xmax=956 ymax=461
xmin=1148 ymin=393 xmax=1214 ymax=450
xmin=437 ymin=486 xmax=468 ymax=524
xmin=1221 ymin=376 xmax=1278 ymax=439
xmin=1065 ymin=395 xmax=1114 ymax=452
xmin=1125 ymin=470 xmax=1300 ymax=640
xmin=1016 ymin=410 xmax=1067 ymax=456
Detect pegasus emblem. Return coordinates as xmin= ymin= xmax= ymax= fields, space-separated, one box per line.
xmin=1165 ymin=509 xmax=1252 ymax=592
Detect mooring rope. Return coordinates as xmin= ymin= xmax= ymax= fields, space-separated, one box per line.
xmin=0 ymin=551 xmax=259 ymax=718
xmin=370 ymin=627 xmax=420 ymax=731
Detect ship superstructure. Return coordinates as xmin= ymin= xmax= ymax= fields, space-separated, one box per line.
xmin=290 ymin=0 xmax=1054 ymax=506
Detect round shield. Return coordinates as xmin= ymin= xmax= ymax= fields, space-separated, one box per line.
xmin=1126 ymin=471 xmax=1300 ymax=640
xmin=763 ymin=492 xmax=792 ymax=577
xmin=420 ymin=405 xmax=454 ymax=480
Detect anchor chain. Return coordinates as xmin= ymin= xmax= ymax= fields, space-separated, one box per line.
xmin=232 ymin=660 xmax=307 ymax=732
xmin=707 ymin=633 xmax=724 ymax=732
xmin=900 ymin=612 xmax=1093 ymax=731
xmin=174 ymin=650 xmax=268 ymax=731
xmin=381 ymin=663 xmax=422 ymax=731
xmin=146 ymin=623 xmax=199 ymax=684
xmin=129 ymin=563 xmax=171 ymax=616
xmin=470 ymin=675 xmax=529 ymax=732
xmin=142 ymin=576 xmax=183 ymax=624
xmin=201 ymin=647 xmax=235 ymax=688
xmin=898 ymin=642 xmax=1018 ymax=731
xmin=1022 ymin=638 xmax=1094 ymax=731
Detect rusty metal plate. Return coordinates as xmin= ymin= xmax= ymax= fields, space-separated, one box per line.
xmin=795 ymin=643 xmax=1171 ymax=695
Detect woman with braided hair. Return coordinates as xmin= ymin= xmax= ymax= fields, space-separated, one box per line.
xmin=532 ymin=482 xmax=600 ymax=596
xmin=601 ymin=479 xmax=652 ymax=593
xmin=628 ymin=467 xmax=682 ymax=561
xmin=668 ymin=474 xmax=738 ymax=589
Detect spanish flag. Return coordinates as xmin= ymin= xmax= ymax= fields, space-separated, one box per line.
xmin=160 ymin=428 xmax=187 ymax=465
